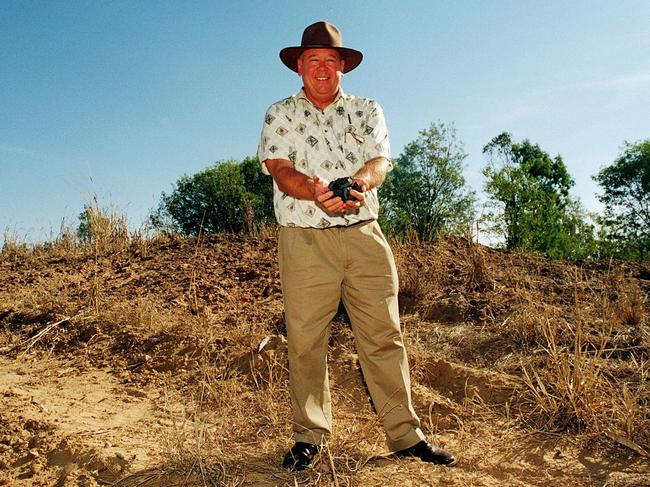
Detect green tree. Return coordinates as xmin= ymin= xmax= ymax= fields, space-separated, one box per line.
xmin=379 ymin=122 xmax=476 ymax=240
xmin=482 ymin=132 xmax=595 ymax=259
xmin=594 ymin=140 xmax=650 ymax=260
xmin=150 ymin=157 xmax=274 ymax=236
xmin=240 ymin=156 xmax=275 ymax=228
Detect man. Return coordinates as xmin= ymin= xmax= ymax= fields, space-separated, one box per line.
xmin=257 ymin=21 xmax=456 ymax=471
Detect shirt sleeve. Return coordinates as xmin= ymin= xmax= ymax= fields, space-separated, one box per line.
xmin=362 ymin=101 xmax=392 ymax=171
xmin=257 ymin=102 xmax=295 ymax=176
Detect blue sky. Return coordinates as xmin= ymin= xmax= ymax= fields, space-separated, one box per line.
xmin=2 ymin=0 xmax=649 ymax=244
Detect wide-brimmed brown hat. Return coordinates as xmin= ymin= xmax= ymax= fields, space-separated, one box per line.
xmin=279 ymin=21 xmax=363 ymax=73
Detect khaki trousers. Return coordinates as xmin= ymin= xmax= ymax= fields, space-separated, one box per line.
xmin=278 ymin=220 xmax=425 ymax=451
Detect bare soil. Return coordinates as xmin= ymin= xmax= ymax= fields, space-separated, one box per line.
xmin=1 ymin=233 xmax=648 ymax=486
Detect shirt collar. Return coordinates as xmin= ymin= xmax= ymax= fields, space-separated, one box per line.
xmin=297 ymin=88 xmax=346 ymax=110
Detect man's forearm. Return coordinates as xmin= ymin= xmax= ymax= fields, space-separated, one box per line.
xmin=265 ymin=159 xmax=315 ymax=200
xmin=353 ymin=157 xmax=391 ymax=190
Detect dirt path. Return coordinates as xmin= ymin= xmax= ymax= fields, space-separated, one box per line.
xmin=0 ymin=355 xmax=167 ymax=486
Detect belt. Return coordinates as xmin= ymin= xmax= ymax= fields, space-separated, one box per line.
xmin=329 ymin=219 xmax=373 ymax=229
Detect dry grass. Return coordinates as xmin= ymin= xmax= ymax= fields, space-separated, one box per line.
xmin=80 ymin=199 xmax=129 ymax=253
xmin=391 ymin=237 xmax=441 ymax=315
xmin=1 ymin=227 xmax=30 ymax=264
xmin=462 ymin=232 xmax=493 ymax=292
xmin=503 ymin=265 xmax=650 ymax=456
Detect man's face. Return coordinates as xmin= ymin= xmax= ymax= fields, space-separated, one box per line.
xmin=297 ymin=48 xmax=345 ymax=109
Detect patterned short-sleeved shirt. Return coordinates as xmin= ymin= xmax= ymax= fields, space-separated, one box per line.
xmin=257 ymin=89 xmax=392 ymax=228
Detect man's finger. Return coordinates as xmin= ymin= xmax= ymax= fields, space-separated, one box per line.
xmin=317 ymin=190 xmax=336 ymax=203
xmin=348 ymin=190 xmax=365 ymax=201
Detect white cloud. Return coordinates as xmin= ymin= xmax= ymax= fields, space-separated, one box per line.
xmin=493 ymin=72 xmax=650 ymax=127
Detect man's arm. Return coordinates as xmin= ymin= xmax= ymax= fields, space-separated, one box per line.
xmin=264 ymin=158 xmax=315 ymax=200
xmin=264 ymin=158 xmax=352 ymax=213
xmin=351 ymin=156 xmax=391 ymax=195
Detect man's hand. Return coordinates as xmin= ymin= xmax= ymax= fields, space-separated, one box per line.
xmin=350 ymin=177 xmax=367 ymax=200
xmin=314 ymin=176 xmax=365 ymax=214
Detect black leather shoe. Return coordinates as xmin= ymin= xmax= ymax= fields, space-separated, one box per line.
xmin=395 ymin=440 xmax=456 ymax=466
xmin=282 ymin=442 xmax=319 ymax=471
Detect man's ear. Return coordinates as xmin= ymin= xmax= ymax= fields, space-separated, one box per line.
xmin=340 ymin=58 xmax=345 ymax=73
xmin=297 ymin=57 xmax=303 ymax=76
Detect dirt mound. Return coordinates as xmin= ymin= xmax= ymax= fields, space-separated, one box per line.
xmin=1 ymin=233 xmax=648 ymax=486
